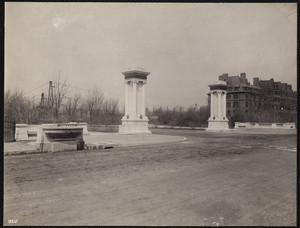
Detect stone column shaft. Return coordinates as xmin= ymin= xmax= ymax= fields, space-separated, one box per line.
xmin=125 ymin=82 xmax=129 ymax=115
xmin=132 ymin=81 xmax=137 ymax=116
xmin=223 ymin=92 xmax=226 ymax=117
xmin=141 ymin=82 xmax=145 ymax=115
xmin=218 ymin=92 xmax=221 ymax=119
xmin=210 ymin=92 xmax=214 ymax=118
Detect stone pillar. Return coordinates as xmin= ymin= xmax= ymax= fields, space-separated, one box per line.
xmin=132 ymin=80 xmax=137 ymax=116
xmin=218 ymin=92 xmax=221 ymax=119
xmin=223 ymin=92 xmax=227 ymax=118
xmin=210 ymin=92 xmax=214 ymax=119
xmin=207 ymin=80 xmax=229 ymax=131
xmin=125 ymin=82 xmax=129 ymax=116
xmin=141 ymin=82 xmax=146 ymax=116
xmin=119 ymin=68 xmax=151 ymax=134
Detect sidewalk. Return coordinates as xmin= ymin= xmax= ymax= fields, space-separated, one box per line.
xmin=4 ymin=132 xmax=186 ymax=155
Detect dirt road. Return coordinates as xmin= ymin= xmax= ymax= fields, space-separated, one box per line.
xmin=3 ymin=129 xmax=296 ymax=226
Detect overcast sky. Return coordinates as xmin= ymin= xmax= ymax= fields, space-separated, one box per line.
xmin=5 ymin=3 xmax=297 ymax=109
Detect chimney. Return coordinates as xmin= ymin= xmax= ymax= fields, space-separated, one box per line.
xmin=253 ymin=77 xmax=259 ymax=86
xmin=240 ymin=73 xmax=247 ymax=83
xmin=219 ymin=73 xmax=229 ymax=82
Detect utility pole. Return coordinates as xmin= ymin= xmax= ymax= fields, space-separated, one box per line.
xmin=40 ymin=93 xmax=47 ymax=106
xmin=48 ymin=81 xmax=54 ymax=107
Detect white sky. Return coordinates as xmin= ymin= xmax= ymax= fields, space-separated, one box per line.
xmin=5 ymin=3 xmax=297 ymax=110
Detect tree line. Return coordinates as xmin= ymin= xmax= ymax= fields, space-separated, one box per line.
xmin=147 ymin=105 xmax=210 ymax=127
xmin=4 ymin=77 xmax=122 ymax=128
xmin=4 ymin=76 xmax=296 ymax=131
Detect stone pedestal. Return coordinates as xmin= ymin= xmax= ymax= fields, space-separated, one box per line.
xmin=119 ymin=119 xmax=151 ymax=134
xmin=207 ymin=80 xmax=229 ymax=131
xmin=119 ymin=68 xmax=151 ymax=134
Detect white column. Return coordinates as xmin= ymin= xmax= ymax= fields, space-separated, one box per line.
xmin=223 ymin=92 xmax=226 ymax=118
xmin=128 ymin=82 xmax=132 ymax=116
xmin=141 ymin=82 xmax=145 ymax=116
xmin=210 ymin=92 xmax=214 ymax=119
xmin=218 ymin=91 xmax=221 ymax=119
xmin=133 ymin=81 xmax=137 ymax=116
xmin=125 ymin=82 xmax=129 ymax=116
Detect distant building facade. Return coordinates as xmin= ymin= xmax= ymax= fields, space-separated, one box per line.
xmin=216 ymin=73 xmax=297 ymax=123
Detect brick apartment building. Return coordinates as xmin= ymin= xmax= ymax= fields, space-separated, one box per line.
xmin=217 ymin=73 xmax=297 ymax=123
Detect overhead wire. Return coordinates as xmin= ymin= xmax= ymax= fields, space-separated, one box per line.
xmin=28 ymin=81 xmax=209 ymax=105
xmin=23 ymin=82 xmax=48 ymax=96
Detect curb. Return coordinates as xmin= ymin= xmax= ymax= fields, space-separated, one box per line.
xmin=4 ymin=137 xmax=187 ymax=156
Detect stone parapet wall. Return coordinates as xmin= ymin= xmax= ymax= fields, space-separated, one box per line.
xmin=15 ymin=124 xmax=39 ymax=141
xmin=35 ymin=124 xmax=84 ymax=152
xmin=235 ymin=122 xmax=296 ymax=129
xmin=88 ymin=125 xmax=119 ymax=132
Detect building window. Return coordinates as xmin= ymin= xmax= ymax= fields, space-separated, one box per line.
xmin=245 ymin=94 xmax=248 ymax=98
xmin=227 ymin=94 xmax=230 ymax=99
xmin=245 ymin=102 xmax=248 ymax=107
xmin=227 ymin=111 xmax=231 ymax=116
xmin=233 ymin=102 xmax=239 ymax=108
xmin=245 ymin=110 xmax=248 ymax=113
xmin=227 ymin=102 xmax=231 ymax=108
xmin=233 ymin=94 xmax=238 ymax=99
xmin=234 ymin=87 xmax=239 ymax=91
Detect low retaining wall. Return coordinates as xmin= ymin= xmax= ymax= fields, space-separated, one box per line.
xmin=15 ymin=124 xmax=39 ymax=141
xmin=88 ymin=125 xmax=119 ymax=132
xmin=15 ymin=122 xmax=89 ymax=141
xmin=235 ymin=122 xmax=296 ymax=129
xmin=148 ymin=124 xmax=206 ymax=130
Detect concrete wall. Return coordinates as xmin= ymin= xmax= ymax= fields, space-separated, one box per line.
xmin=15 ymin=124 xmax=39 ymax=141
xmin=88 ymin=125 xmax=119 ymax=132
xmin=235 ymin=122 xmax=296 ymax=129
xmin=15 ymin=122 xmax=88 ymax=141
xmin=35 ymin=124 xmax=84 ymax=152
xmin=149 ymin=124 xmax=205 ymax=130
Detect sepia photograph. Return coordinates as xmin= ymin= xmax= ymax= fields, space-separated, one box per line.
xmin=3 ymin=2 xmax=297 ymax=226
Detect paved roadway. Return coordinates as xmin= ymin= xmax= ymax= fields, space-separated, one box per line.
xmin=3 ymin=129 xmax=296 ymax=226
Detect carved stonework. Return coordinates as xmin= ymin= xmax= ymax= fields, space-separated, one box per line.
xmin=119 ymin=68 xmax=151 ymax=134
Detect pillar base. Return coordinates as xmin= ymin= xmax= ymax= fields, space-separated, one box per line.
xmin=207 ymin=119 xmax=229 ymax=131
xmin=119 ymin=118 xmax=151 ymax=134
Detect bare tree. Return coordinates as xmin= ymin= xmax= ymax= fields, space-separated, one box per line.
xmin=52 ymin=75 xmax=69 ymax=120
xmin=103 ymin=98 xmax=119 ymax=115
xmin=86 ymin=86 xmax=104 ymax=124
xmin=65 ymin=94 xmax=81 ymax=121
xmin=4 ymin=89 xmax=28 ymax=124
